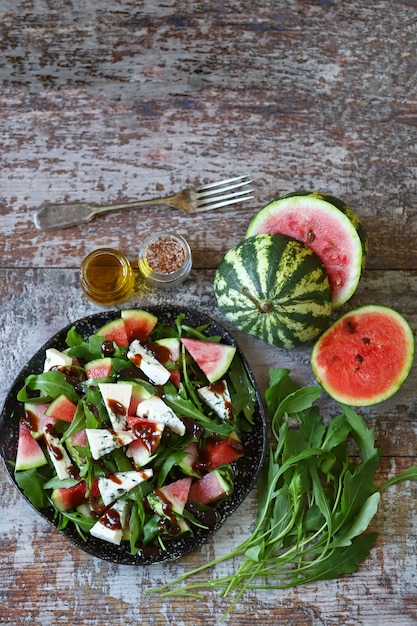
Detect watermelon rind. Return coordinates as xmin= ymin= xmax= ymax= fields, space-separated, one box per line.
xmin=96 ymin=318 xmax=129 ymax=347
xmin=246 ymin=191 xmax=368 ymax=309
xmin=311 ymin=304 xmax=415 ymax=406
xmin=121 ymin=309 xmax=158 ymax=343
xmin=214 ymin=233 xmax=332 ymax=349
xmin=180 ymin=337 xmax=236 ymax=383
xmin=15 ymin=420 xmax=48 ymax=470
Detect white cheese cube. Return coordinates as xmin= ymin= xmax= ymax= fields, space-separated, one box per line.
xmin=136 ymin=396 xmax=185 ymax=436
xmin=197 ymin=380 xmax=232 ymax=422
xmin=43 ymin=427 xmax=73 ymax=479
xmin=98 ymin=469 xmax=153 ymax=506
xmin=43 ymin=348 xmax=73 ymax=372
xmin=127 ymin=340 xmax=170 ymax=385
xmin=89 ymin=499 xmax=129 ymax=545
xmin=98 ymin=382 xmax=132 ymax=431
xmin=85 ymin=428 xmax=136 ymax=460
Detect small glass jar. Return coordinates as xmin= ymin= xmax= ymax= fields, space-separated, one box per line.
xmin=80 ymin=248 xmax=134 ymax=305
xmin=138 ymin=232 xmax=192 ymax=288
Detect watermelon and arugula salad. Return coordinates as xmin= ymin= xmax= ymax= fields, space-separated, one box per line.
xmin=8 ymin=308 xmax=264 ymax=561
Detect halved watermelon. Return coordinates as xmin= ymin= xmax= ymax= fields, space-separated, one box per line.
xmin=246 ymin=191 xmax=368 ymax=309
xmin=16 ymin=419 xmax=48 ymax=470
xmin=181 ymin=337 xmax=236 ymax=383
xmin=311 ymin=304 xmax=415 ymax=406
xmin=96 ymin=318 xmax=129 ymax=347
xmin=45 ymin=394 xmax=77 ymax=423
xmin=121 ymin=309 xmax=158 ymax=343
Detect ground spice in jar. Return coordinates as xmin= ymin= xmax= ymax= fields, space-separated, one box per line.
xmin=145 ymin=235 xmax=186 ymax=274
xmin=138 ymin=232 xmax=192 ymax=288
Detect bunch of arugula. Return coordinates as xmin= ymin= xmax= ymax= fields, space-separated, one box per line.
xmin=149 ymin=368 xmax=417 ymax=618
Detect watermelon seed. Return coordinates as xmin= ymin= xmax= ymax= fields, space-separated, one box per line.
xmin=355 ymin=354 xmax=363 ymax=362
xmin=307 ymin=231 xmax=316 ymax=242
xmin=346 ymin=320 xmax=356 ymax=333
xmin=362 ymin=337 xmax=371 ymax=344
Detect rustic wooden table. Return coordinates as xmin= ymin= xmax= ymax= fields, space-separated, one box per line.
xmin=1 ymin=2 xmax=417 ymax=624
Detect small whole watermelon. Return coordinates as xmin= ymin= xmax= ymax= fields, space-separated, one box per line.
xmin=246 ymin=191 xmax=368 ymax=309
xmin=311 ymin=304 xmax=415 ymax=405
xmin=214 ymin=233 xmax=332 ymax=349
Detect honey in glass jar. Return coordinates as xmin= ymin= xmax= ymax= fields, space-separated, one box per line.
xmin=80 ymin=248 xmax=134 ymax=305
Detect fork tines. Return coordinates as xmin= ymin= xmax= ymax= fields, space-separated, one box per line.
xmin=196 ymin=175 xmax=254 ymax=210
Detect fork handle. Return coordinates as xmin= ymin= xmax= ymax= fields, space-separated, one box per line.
xmin=33 ymin=194 xmax=178 ymax=231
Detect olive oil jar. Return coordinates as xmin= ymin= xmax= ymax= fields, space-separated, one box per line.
xmin=80 ymin=248 xmax=134 ymax=305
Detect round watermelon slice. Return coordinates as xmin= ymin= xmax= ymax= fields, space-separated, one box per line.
xmin=246 ymin=191 xmax=368 ymax=309
xmin=311 ymin=305 xmax=414 ymax=406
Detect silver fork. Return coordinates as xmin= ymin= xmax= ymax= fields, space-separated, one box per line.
xmin=33 ymin=175 xmax=254 ymax=231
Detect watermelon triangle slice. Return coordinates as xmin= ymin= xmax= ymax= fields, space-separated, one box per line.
xmin=96 ymin=318 xmax=129 ymax=347
xmin=121 ymin=309 xmax=158 ymax=343
xmin=16 ymin=419 xmax=48 ymax=470
xmin=181 ymin=337 xmax=236 ymax=383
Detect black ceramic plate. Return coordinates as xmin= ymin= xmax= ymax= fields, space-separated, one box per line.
xmin=0 ymin=306 xmax=267 ymax=565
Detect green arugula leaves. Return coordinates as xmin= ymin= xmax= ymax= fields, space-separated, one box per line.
xmin=150 ymin=368 xmax=417 ymax=618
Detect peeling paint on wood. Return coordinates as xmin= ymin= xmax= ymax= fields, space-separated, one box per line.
xmin=1 ymin=1 xmax=417 ymax=624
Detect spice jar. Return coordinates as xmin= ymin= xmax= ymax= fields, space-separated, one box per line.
xmin=80 ymin=248 xmax=134 ymax=305
xmin=138 ymin=232 xmax=192 ymax=288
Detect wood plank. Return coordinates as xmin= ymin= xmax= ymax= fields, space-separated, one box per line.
xmin=1 ymin=3 xmax=417 ymax=270
xmin=1 ymin=268 xmax=416 ymax=626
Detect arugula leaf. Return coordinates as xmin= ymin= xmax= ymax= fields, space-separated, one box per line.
xmin=17 ymin=371 xmax=79 ymax=403
xmin=149 ymin=368 xmax=417 ymax=618
xmin=14 ymin=468 xmax=49 ymax=508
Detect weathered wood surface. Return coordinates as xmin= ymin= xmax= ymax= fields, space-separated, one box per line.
xmin=1 ymin=1 xmax=417 ymax=625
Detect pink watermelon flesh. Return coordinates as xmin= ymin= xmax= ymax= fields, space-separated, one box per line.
xmin=45 ymin=394 xmax=77 ymax=423
xmin=97 ymin=318 xmax=129 ymax=347
xmin=127 ymin=438 xmax=153 ymax=467
xmin=188 ymin=470 xmax=231 ymax=505
xmin=121 ymin=309 xmax=158 ymax=343
xmin=246 ymin=195 xmax=364 ymax=308
xmin=126 ymin=416 xmax=164 ymax=452
xmin=311 ymin=305 xmax=415 ymax=406
xmin=158 ymin=477 xmax=192 ymax=515
xmin=51 ymin=478 xmax=100 ymax=512
xmin=198 ymin=434 xmax=244 ymax=471
xmin=85 ymin=357 xmax=113 ymax=379
xmin=181 ymin=337 xmax=236 ymax=383
xmin=128 ymin=383 xmax=153 ymax=415
xmin=24 ymin=402 xmax=56 ymax=438
xmin=16 ymin=419 xmax=48 ymax=470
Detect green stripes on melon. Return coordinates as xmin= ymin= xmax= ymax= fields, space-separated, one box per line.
xmin=214 ymin=233 xmax=332 ymax=349
xmin=246 ymin=191 xmax=368 ymax=308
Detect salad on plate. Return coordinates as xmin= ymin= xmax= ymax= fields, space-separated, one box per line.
xmin=1 ymin=307 xmax=266 ymax=564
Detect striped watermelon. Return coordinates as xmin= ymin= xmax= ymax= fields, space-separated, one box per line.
xmin=246 ymin=191 xmax=368 ymax=308
xmin=214 ymin=233 xmax=332 ymax=349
